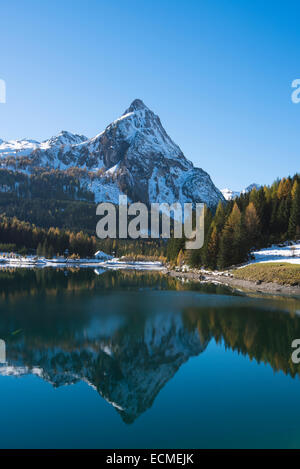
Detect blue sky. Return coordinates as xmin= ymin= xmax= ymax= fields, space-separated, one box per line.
xmin=1 ymin=0 xmax=299 ymax=190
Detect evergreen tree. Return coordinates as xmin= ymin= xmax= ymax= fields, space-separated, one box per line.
xmin=250 ymin=187 xmax=268 ymax=241
xmin=276 ymin=197 xmax=291 ymax=236
xmin=214 ymin=201 xmax=226 ymax=232
xmin=218 ymin=203 xmax=243 ymax=269
xmin=206 ymin=225 xmax=219 ymax=269
xmin=288 ymin=182 xmax=300 ymax=238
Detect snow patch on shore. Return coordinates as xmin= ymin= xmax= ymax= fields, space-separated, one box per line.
xmin=0 ymin=254 xmax=164 ymax=271
xmin=244 ymin=242 xmax=300 ymax=266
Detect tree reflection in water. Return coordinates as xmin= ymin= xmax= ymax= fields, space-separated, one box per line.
xmin=0 ymin=268 xmax=299 ymax=423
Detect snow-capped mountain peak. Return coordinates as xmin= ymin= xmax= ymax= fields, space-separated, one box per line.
xmin=40 ymin=130 xmax=88 ymax=149
xmin=123 ymin=98 xmax=149 ymax=114
xmin=0 ymin=100 xmax=225 ymax=208
xmin=221 ymin=183 xmax=261 ymax=201
xmin=221 ymin=188 xmax=240 ymax=201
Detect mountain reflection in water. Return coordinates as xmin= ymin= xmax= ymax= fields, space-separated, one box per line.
xmin=0 ymin=268 xmax=300 ymax=424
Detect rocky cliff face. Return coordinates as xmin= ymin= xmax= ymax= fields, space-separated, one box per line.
xmin=0 ymin=99 xmax=224 ymax=208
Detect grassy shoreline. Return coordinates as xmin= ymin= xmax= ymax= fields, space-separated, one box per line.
xmin=165 ymin=262 xmax=300 ymax=296
xmin=233 ymin=263 xmax=300 ymax=286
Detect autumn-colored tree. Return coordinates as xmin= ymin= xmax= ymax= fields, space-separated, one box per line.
xmin=244 ymin=202 xmax=261 ymax=248
xmin=277 ymin=178 xmax=292 ymax=199
xmin=176 ymin=249 xmax=185 ymax=267
xmin=291 ymin=180 xmax=299 ymax=200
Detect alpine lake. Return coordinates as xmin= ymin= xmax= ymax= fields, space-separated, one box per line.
xmin=0 ymin=267 xmax=300 ymax=449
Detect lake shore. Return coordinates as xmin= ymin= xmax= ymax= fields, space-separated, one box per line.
xmin=1 ymin=253 xmax=300 ymax=296
xmin=164 ymin=268 xmax=300 ymax=297
xmin=0 ymin=256 xmax=166 ymax=271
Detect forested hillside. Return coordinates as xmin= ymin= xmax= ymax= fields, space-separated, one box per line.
xmin=0 ymin=168 xmax=95 ymax=201
xmin=1 ymin=172 xmax=299 ymax=267
xmin=0 ymin=168 xmax=101 ymax=233
xmin=0 ymin=214 xmax=167 ymax=259
xmin=0 ymin=216 xmax=98 ymax=257
xmin=168 ymin=173 xmax=300 ymax=269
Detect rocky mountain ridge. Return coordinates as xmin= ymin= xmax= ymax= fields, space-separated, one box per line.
xmin=0 ymin=99 xmax=224 ymax=208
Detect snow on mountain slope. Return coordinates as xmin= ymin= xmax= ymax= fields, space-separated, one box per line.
xmin=0 ymin=138 xmax=40 ymax=157
xmin=40 ymin=130 xmax=88 ymax=150
xmin=221 ymin=183 xmax=261 ymax=201
xmin=0 ymin=131 xmax=87 ymax=158
xmin=0 ymin=99 xmax=224 ymax=208
xmin=221 ymin=188 xmax=241 ymax=201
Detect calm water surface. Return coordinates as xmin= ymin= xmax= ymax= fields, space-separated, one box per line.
xmin=0 ymin=268 xmax=300 ymax=449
